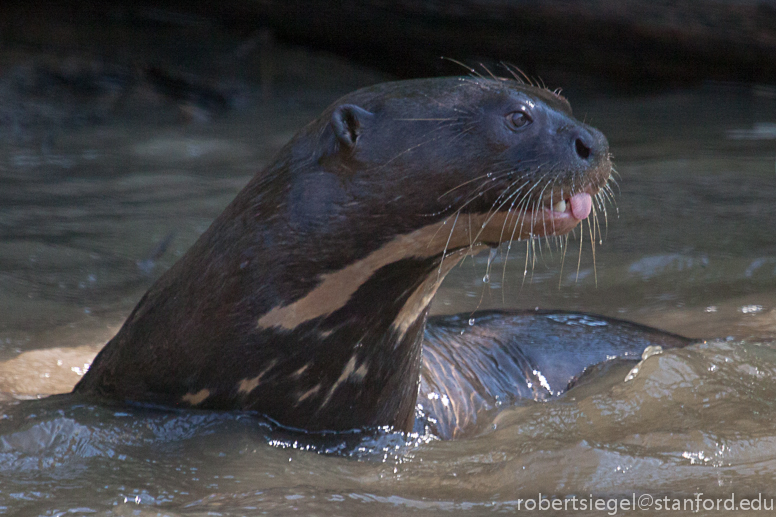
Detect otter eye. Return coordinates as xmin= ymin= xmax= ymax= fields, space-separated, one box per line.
xmin=507 ymin=110 xmax=532 ymax=130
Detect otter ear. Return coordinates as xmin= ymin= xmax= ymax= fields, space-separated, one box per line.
xmin=331 ymin=104 xmax=374 ymax=149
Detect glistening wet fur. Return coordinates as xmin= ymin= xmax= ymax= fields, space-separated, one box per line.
xmin=73 ymin=74 xmax=688 ymax=441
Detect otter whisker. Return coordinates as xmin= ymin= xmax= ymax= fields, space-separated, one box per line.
xmin=479 ymin=63 xmax=499 ymax=81
xmin=608 ymin=170 xmax=622 ymax=190
xmin=463 ymin=183 xmax=524 ymax=257
xmin=436 ymin=210 xmax=461 ymax=279
xmin=469 ymin=169 xmax=551 ymax=247
xmin=496 ymin=188 xmax=520 ymax=242
xmin=378 ymin=133 xmax=454 ymax=172
xmin=498 ymin=196 xmax=525 ymax=303
xmin=499 ymin=61 xmax=528 ymax=85
xmin=501 ymin=188 xmax=536 ymax=289
xmin=446 ymin=123 xmax=478 ymax=146
xmin=558 ymin=233 xmax=570 ymax=288
xmin=494 ymin=179 xmax=535 ymax=244
xmin=545 ymin=183 xmax=557 ymax=252
xmin=509 ymin=175 xmax=547 ymax=242
xmin=604 ymin=183 xmax=618 ymax=205
xmin=576 ymin=221 xmax=584 ymax=283
xmin=592 ymin=201 xmax=604 ymax=244
xmin=436 ymin=165 xmax=530 ymax=256
xmin=594 ymin=192 xmax=609 ymax=238
xmin=588 ymin=211 xmax=598 ymax=287
xmin=473 ymin=161 xmax=547 ymax=214
xmin=441 ymin=56 xmax=483 ymax=79
xmin=447 ymin=175 xmax=521 ymax=223
xmin=522 ymin=239 xmax=531 ymax=286
xmin=427 ymin=204 xmax=470 ymax=250
xmin=533 ymin=196 xmax=547 ymax=263
xmin=600 ymin=190 xmax=615 ymax=221
xmin=388 ymin=120 xmax=477 ymax=180
xmin=544 ymin=175 xmax=564 ymax=255
xmin=468 ymin=184 xmax=524 ymax=245
xmin=498 ymin=184 xmax=532 ymax=246
xmin=502 ymin=61 xmax=536 ymax=88
xmin=438 ymin=171 xmax=509 ymax=200
xmin=533 ymin=178 xmax=555 ymax=261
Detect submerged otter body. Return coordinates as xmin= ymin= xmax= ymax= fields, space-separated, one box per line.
xmin=74 ymin=77 xmax=685 ymax=437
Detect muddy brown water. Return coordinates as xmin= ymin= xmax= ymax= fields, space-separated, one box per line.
xmin=0 ymin=54 xmax=775 ymax=515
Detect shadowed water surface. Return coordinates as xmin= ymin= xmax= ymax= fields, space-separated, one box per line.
xmin=0 ymin=51 xmax=775 ymax=515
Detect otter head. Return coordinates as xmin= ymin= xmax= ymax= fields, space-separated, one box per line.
xmin=315 ymin=77 xmax=611 ymax=249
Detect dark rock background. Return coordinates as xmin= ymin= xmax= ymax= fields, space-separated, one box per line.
xmin=1 ymin=0 xmax=775 ymax=91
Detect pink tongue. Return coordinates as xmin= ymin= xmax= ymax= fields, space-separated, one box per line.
xmin=569 ymin=193 xmax=592 ymax=220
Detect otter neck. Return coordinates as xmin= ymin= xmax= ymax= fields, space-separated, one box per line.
xmin=250 ymin=245 xmax=475 ymax=433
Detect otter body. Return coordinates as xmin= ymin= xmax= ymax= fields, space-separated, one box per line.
xmin=75 ymin=77 xmax=672 ymax=436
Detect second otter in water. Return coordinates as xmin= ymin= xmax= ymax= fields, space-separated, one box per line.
xmin=74 ymin=77 xmax=681 ymax=437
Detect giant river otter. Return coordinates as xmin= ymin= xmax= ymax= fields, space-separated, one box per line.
xmin=74 ymin=77 xmax=690 ymax=439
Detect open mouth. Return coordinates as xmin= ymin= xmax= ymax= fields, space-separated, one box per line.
xmin=466 ymin=190 xmax=597 ymax=246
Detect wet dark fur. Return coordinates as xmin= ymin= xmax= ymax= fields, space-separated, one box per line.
xmin=74 ymin=77 xmax=679 ymax=437
xmin=419 ymin=310 xmax=691 ymax=439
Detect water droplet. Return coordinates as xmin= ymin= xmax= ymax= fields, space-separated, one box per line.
xmin=468 ymin=318 xmax=475 ymax=326
xmin=482 ymin=273 xmax=490 ymax=283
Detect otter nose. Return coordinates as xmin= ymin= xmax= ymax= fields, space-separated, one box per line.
xmin=575 ymin=137 xmax=591 ymax=160
xmin=572 ymin=126 xmax=607 ymax=163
